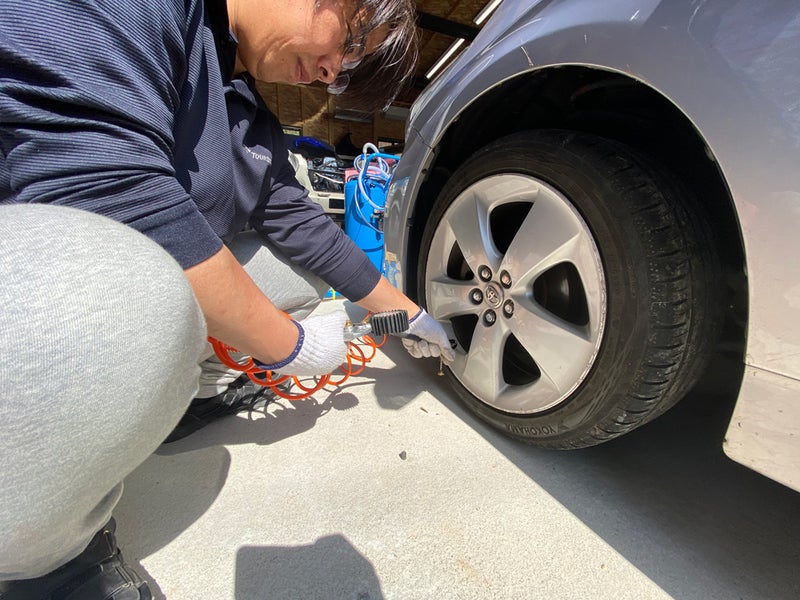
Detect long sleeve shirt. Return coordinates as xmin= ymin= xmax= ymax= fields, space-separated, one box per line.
xmin=0 ymin=0 xmax=381 ymax=300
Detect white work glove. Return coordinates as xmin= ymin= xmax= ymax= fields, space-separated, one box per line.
xmin=401 ymin=308 xmax=455 ymax=363
xmin=257 ymin=311 xmax=349 ymax=376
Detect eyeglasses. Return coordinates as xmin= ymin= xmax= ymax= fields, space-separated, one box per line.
xmin=327 ymin=22 xmax=367 ymax=95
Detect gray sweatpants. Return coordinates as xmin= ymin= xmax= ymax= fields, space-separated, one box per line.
xmin=0 ymin=204 xmax=326 ymax=579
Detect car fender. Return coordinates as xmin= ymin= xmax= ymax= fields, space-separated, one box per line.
xmin=388 ymin=0 xmax=800 ymax=380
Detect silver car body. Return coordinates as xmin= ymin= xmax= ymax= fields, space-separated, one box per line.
xmin=384 ymin=0 xmax=800 ymax=490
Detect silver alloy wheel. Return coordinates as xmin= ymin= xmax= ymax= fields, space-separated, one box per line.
xmin=425 ymin=173 xmax=607 ymax=414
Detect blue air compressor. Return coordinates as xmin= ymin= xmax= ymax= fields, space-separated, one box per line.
xmin=344 ymin=144 xmax=399 ymax=273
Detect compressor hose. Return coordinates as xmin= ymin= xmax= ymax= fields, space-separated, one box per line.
xmin=208 ymin=309 xmax=410 ymax=401
xmin=209 ymin=334 xmax=387 ymax=400
xmin=351 ymin=143 xmax=399 ymax=234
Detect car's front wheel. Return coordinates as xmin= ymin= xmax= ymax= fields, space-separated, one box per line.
xmin=417 ymin=130 xmax=722 ymax=448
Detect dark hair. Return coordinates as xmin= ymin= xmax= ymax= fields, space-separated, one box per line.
xmin=342 ymin=0 xmax=419 ymax=111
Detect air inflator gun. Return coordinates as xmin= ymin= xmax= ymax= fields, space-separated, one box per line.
xmin=343 ymin=309 xmax=410 ymax=341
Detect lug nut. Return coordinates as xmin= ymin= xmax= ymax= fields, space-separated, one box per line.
xmin=483 ymin=310 xmax=497 ymax=326
xmin=503 ymin=300 xmax=514 ymax=317
xmin=478 ymin=265 xmax=492 ymax=282
xmin=499 ymin=270 xmax=512 ymax=288
xmin=470 ymin=288 xmax=484 ymax=304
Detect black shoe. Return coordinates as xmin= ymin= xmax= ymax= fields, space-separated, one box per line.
xmin=163 ymin=374 xmax=275 ymax=443
xmin=0 ymin=518 xmax=151 ymax=600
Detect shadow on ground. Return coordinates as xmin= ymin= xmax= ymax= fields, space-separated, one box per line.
xmin=235 ymin=535 xmax=384 ymax=600
xmin=113 ymin=445 xmax=232 ymax=598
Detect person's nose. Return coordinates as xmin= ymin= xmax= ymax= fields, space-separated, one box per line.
xmin=316 ymin=53 xmax=342 ymax=84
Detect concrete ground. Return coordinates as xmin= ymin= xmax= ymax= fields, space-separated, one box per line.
xmin=114 ymin=301 xmax=800 ymax=600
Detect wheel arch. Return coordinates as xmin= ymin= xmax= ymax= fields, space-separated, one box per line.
xmin=406 ymin=65 xmax=748 ymax=359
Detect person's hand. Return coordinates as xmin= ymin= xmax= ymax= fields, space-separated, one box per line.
xmin=401 ymin=308 xmax=455 ymax=363
xmin=257 ymin=311 xmax=349 ymax=376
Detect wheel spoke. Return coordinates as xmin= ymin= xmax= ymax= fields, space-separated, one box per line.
xmin=455 ymin=323 xmax=507 ymax=399
xmin=503 ymin=189 xmax=593 ymax=286
xmin=450 ymin=313 xmax=589 ymax=413
xmin=427 ymin=279 xmax=480 ymax=320
xmin=441 ymin=187 xmax=502 ymax=274
xmin=497 ymin=377 xmax=561 ymax=413
xmin=510 ymin=304 xmax=598 ymax=396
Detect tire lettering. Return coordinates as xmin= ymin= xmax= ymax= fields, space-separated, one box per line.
xmin=505 ymin=423 xmax=556 ymax=436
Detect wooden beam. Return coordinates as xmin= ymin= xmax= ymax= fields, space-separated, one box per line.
xmin=416 ymin=11 xmax=479 ymax=41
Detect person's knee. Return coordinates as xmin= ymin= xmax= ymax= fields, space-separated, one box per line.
xmin=0 ymin=204 xmax=207 ymax=395
xmin=0 ymin=205 xmax=208 ymax=576
xmin=228 ymin=230 xmax=327 ymax=317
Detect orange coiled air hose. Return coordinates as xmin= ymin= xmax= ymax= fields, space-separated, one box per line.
xmin=209 ymin=309 xmax=408 ymax=400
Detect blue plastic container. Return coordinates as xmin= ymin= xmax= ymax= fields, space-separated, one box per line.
xmin=344 ymin=176 xmax=386 ymax=273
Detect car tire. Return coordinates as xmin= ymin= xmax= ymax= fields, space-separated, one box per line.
xmin=417 ymin=129 xmax=723 ymax=448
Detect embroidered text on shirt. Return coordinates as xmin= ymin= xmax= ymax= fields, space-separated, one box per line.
xmin=245 ymin=147 xmax=271 ymax=163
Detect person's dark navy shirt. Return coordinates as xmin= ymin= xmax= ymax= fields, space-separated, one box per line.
xmin=0 ymin=0 xmax=380 ymax=300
